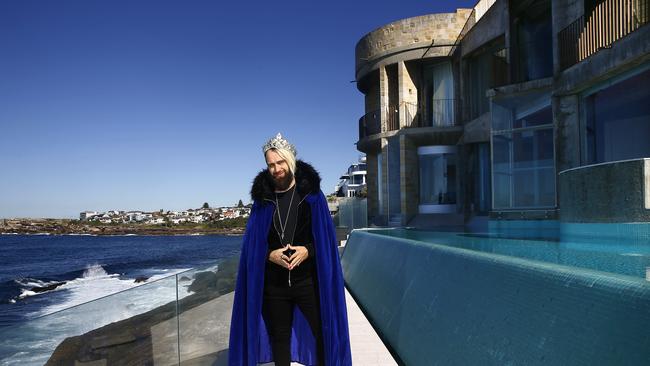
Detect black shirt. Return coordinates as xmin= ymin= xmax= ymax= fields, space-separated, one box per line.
xmin=265 ymin=185 xmax=315 ymax=287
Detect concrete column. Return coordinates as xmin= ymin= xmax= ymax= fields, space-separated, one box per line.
xmin=554 ymin=94 xmax=581 ymax=212
xmin=400 ymin=135 xmax=419 ymax=225
xmin=381 ymin=137 xmax=390 ymax=219
xmin=554 ymin=95 xmax=581 ymax=173
xmin=379 ymin=66 xmax=389 ymax=133
xmin=397 ymin=61 xmax=418 ymax=128
xmin=366 ymin=153 xmax=379 ymax=221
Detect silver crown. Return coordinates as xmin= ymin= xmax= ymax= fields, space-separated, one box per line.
xmin=262 ymin=133 xmax=297 ymax=156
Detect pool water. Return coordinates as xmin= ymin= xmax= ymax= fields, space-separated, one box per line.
xmin=369 ymin=228 xmax=650 ymax=281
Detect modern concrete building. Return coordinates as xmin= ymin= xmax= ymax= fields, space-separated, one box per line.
xmin=355 ymin=0 xmax=649 ymax=232
xmin=335 ymin=156 xmax=368 ymax=198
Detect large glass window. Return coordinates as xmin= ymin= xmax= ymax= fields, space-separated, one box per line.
xmin=513 ymin=0 xmax=552 ymax=82
xmin=492 ymin=105 xmax=555 ymax=209
xmin=418 ymin=146 xmax=457 ymax=207
xmin=466 ymin=40 xmax=508 ymax=120
xmin=585 ymin=67 xmax=650 ymax=164
xmin=422 ymin=62 xmax=455 ymax=126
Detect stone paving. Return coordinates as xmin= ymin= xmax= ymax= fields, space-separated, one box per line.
xmin=343 ymin=289 xmax=397 ymax=366
xmin=151 ymin=289 xmax=396 ymax=365
xmin=280 ymin=289 xmax=397 ymax=365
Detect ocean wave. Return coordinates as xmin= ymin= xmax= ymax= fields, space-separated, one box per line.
xmin=8 ymin=264 xmax=190 ymax=315
xmin=32 ymin=265 xmax=191 ymax=316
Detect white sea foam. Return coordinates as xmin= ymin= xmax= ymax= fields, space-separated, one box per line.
xmin=18 ymin=290 xmax=37 ymax=299
xmin=33 ymin=264 xmax=192 ymax=316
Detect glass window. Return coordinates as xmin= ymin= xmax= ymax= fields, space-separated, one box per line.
xmin=492 ymin=105 xmax=555 ymax=209
xmin=585 ymin=68 xmax=650 ymax=164
xmin=419 ymin=152 xmax=457 ymax=205
xmin=423 ymin=62 xmax=455 ymax=126
xmin=466 ymin=40 xmax=508 ymax=120
xmin=513 ymin=104 xmax=552 ymax=129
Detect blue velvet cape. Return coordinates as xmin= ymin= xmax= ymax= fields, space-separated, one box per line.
xmin=228 ymin=190 xmax=352 ymax=366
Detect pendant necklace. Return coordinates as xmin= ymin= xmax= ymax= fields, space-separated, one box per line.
xmin=275 ymin=185 xmax=295 ymax=241
xmin=275 ymin=185 xmax=296 ymax=286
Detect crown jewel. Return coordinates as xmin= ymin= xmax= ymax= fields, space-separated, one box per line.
xmin=262 ymin=133 xmax=297 ymax=156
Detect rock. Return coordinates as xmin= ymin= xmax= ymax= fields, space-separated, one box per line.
xmin=134 ymin=276 xmax=149 ymax=284
xmin=31 ymin=281 xmax=66 ymax=293
xmin=188 ymin=271 xmax=218 ymax=293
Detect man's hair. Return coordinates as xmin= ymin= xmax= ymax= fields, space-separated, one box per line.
xmin=267 ymin=147 xmax=296 ymax=175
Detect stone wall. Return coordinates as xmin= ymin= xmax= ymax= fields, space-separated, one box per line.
xmin=355 ymin=10 xmax=472 ymax=80
xmin=559 ymin=159 xmax=650 ymax=223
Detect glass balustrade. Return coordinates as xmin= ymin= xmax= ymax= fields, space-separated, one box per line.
xmin=0 ymin=256 xmax=240 ymax=365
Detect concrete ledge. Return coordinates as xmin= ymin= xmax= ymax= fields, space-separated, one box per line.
xmin=341 ymin=230 xmax=650 ymax=365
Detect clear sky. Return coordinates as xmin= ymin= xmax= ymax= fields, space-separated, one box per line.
xmin=0 ymin=0 xmax=476 ymax=219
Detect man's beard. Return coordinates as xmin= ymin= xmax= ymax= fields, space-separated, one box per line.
xmin=273 ymin=171 xmax=294 ymax=191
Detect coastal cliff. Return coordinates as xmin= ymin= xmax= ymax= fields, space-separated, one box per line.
xmin=0 ymin=218 xmax=244 ymax=236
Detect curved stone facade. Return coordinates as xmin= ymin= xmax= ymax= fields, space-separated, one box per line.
xmin=355 ymin=10 xmax=472 ymax=80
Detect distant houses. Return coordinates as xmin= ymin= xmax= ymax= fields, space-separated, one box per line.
xmin=79 ymin=205 xmax=251 ymax=224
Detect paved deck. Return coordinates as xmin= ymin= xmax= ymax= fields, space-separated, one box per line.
xmin=277 ymin=289 xmax=396 ymax=366
xmin=151 ymin=289 xmax=396 ymax=365
xmin=343 ymin=288 xmax=397 ymax=366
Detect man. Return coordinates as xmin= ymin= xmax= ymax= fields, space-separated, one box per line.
xmin=229 ymin=133 xmax=352 ymax=366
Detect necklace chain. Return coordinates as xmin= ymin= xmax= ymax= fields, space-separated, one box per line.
xmin=275 ymin=185 xmax=295 ymax=242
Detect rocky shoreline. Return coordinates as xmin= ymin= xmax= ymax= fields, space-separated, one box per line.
xmin=0 ymin=218 xmax=244 ymax=236
xmin=46 ymin=257 xmax=239 ymax=365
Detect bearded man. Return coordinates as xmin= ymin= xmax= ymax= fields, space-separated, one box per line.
xmin=228 ymin=133 xmax=352 ymax=366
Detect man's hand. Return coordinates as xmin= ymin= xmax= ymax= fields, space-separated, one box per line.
xmin=268 ymin=246 xmax=291 ymax=269
xmin=286 ymin=244 xmax=309 ymax=271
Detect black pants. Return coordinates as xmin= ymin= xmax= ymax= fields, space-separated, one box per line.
xmin=262 ymin=277 xmax=325 ymax=366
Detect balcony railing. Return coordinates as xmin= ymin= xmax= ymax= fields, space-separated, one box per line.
xmin=559 ymin=0 xmax=649 ymax=70
xmin=358 ymin=109 xmax=381 ymax=140
xmin=405 ymin=100 xmax=457 ymax=128
xmin=386 ymin=105 xmax=400 ymax=132
xmin=359 ymin=100 xmax=457 ymax=141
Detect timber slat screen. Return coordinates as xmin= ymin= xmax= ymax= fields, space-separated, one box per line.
xmin=559 ymin=0 xmax=649 ymax=70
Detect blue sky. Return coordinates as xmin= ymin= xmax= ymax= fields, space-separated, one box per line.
xmin=0 ymin=0 xmax=475 ymax=218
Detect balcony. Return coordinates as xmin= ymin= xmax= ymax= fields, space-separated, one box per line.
xmin=358 ymin=101 xmax=457 ymax=142
xmin=358 ymin=109 xmax=381 ymax=140
xmin=559 ymin=0 xmax=649 ymax=70
xmin=404 ymin=100 xmax=457 ymax=128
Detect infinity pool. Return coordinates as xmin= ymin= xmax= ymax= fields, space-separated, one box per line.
xmin=341 ymin=228 xmax=650 ymax=365
xmin=368 ymin=228 xmax=650 ymax=281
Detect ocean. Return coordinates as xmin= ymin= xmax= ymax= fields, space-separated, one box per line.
xmin=0 ymin=234 xmax=242 ymax=328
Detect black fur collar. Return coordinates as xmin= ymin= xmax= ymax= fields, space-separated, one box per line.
xmin=251 ymin=160 xmax=321 ymax=202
